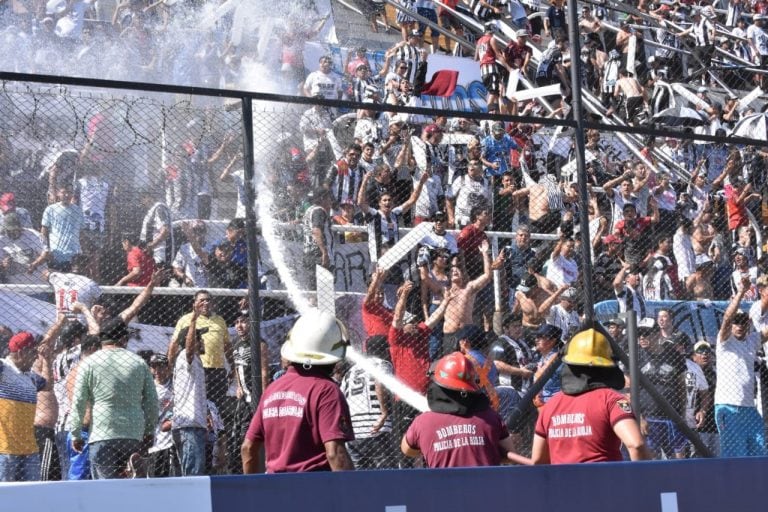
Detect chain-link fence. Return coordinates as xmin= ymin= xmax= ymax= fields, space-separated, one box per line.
xmin=0 ymin=75 xmax=767 ymax=481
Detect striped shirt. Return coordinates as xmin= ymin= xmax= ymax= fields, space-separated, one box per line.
xmin=0 ymin=358 xmax=46 ymax=455
xmin=340 ymin=359 xmax=393 ymax=439
xmin=394 ymin=44 xmax=422 ymax=84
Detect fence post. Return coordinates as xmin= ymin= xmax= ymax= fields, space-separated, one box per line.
xmin=241 ymin=97 xmax=263 ymax=410
xmin=620 ymin=310 xmax=641 ymax=426
xmin=567 ymin=0 xmax=596 ymax=325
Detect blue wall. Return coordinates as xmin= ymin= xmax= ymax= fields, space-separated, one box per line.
xmin=4 ymin=458 xmax=768 ymax=512
xmin=211 ymin=458 xmax=768 ymax=512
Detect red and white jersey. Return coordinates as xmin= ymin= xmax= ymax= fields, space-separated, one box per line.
xmin=48 ymin=272 xmax=102 ymax=313
xmin=476 ymin=34 xmax=498 ymax=66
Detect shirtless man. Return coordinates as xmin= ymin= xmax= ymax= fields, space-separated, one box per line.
xmin=686 ymin=255 xmax=715 ymax=300
xmin=691 ymin=205 xmax=716 ymax=256
xmin=440 ymin=240 xmax=503 ymax=358
xmin=512 ymin=170 xmax=564 ymax=236
xmin=512 ymin=273 xmax=557 ymax=340
xmin=607 ymin=69 xmax=647 ymax=124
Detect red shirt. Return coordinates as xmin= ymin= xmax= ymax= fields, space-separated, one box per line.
xmin=535 ymin=387 xmax=635 ymax=464
xmin=362 ymin=302 xmax=393 ymax=338
xmin=126 ymin=246 xmax=155 ymax=286
xmin=457 ymin=224 xmax=488 ymax=278
xmin=388 ymin=324 xmax=431 ymax=395
xmin=725 ymin=185 xmax=748 ymax=231
xmin=613 ymin=216 xmax=652 ymax=241
xmin=406 ymin=407 xmax=509 ymax=468
xmin=245 ymin=366 xmax=354 ymax=473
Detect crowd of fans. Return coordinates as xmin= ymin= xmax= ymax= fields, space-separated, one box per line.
xmin=1 ymin=0 xmax=768 ymax=483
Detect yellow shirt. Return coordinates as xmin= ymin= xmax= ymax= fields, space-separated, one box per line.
xmin=0 ymin=358 xmax=42 ymax=455
xmin=172 ymin=313 xmax=230 ymax=369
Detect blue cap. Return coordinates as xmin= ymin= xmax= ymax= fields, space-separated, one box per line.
xmin=534 ymin=324 xmax=562 ymax=340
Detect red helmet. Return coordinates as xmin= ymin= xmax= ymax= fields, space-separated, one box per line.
xmin=433 ymin=352 xmax=480 ymax=392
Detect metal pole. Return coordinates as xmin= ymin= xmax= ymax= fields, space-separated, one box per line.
xmin=622 ymin=310 xmax=640 ymax=426
xmin=506 ymin=354 xmax=562 ymax=430
xmin=596 ymin=320 xmax=714 ymax=458
xmin=566 ymin=1 xmax=596 ymax=325
xmin=241 ymin=97 xmax=263 ymax=409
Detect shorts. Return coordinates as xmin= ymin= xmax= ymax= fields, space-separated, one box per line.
xmin=440 ymin=331 xmax=461 ymax=358
xmin=416 ymin=8 xmax=438 ymax=36
xmin=438 ymin=11 xmax=459 ymax=29
xmin=645 ymin=417 xmax=688 ymax=457
xmin=481 ymin=64 xmax=502 ymax=95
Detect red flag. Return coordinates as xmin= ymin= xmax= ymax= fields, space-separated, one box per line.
xmin=420 ymin=70 xmax=459 ymax=97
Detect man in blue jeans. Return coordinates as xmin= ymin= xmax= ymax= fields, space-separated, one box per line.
xmin=172 ymin=305 xmax=209 ymax=476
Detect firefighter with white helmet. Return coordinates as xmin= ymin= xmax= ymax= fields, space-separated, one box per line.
xmin=401 ymin=352 xmax=531 ymax=468
xmin=531 ymin=327 xmax=652 ymax=464
xmin=241 ymin=308 xmax=355 ymax=473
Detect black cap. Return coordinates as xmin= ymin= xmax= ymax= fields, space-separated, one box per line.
xmin=150 ymin=353 xmax=169 ymax=366
xmin=100 ymin=318 xmax=130 ymax=344
xmin=228 ymin=218 xmax=245 ymax=230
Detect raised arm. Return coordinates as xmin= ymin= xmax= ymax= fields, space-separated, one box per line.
xmin=358 ymin=171 xmax=372 ymax=210
xmin=185 ymin=307 xmax=200 ymax=364
xmin=424 ymin=289 xmax=454 ymax=331
xmin=392 ymin=281 xmax=414 ymax=330
xmin=718 ymin=274 xmax=749 ymax=342
xmin=118 ymin=268 xmax=169 ymax=324
xmin=537 ymin=284 xmax=569 ymax=317
xmin=71 ymin=302 xmax=100 ymax=335
xmin=613 ymin=262 xmax=630 ymax=295
xmin=398 ymin=169 xmax=429 ymax=213
xmin=364 ymin=266 xmax=386 ymax=307
xmin=468 ymin=240 xmax=501 ymax=291
xmin=600 ymin=172 xmax=630 ymax=195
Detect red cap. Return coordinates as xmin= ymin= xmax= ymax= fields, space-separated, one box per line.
xmin=8 ymin=331 xmax=35 ymax=352
xmin=0 ymin=193 xmax=15 ymax=212
xmin=603 ymin=234 xmax=621 ymax=245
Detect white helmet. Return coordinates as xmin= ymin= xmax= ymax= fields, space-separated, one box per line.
xmin=280 ymin=308 xmax=349 ymax=366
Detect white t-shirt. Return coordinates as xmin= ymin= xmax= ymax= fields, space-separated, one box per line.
xmin=150 ymin=379 xmax=174 ymax=452
xmin=715 ymin=332 xmax=761 ymax=407
xmin=609 ymin=189 xmax=636 ymax=232
xmin=172 ymin=351 xmax=208 ymax=430
xmin=0 ymin=230 xmax=47 ymax=284
xmin=230 ymin=169 xmax=247 ymax=220
xmin=77 ymin=176 xmax=111 ymax=233
xmin=304 ymin=70 xmax=342 ymax=100
xmin=684 ymin=359 xmax=709 ymax=428
xmin=448 ymin=175 xmax=490 ymax=227
xmin=673 ymin=231 xmax=696 ymax=281
xmin=749 ymin=300 xmax=768 ymax=334
xmin=173 ymin=242 xmax=209 ymax=288
xmin=746 ymin=24 xmax=768 ymax=56
xmin=48 ymin=271 xmax=102 ymax=312
xmin=140 ymin=202 xmax=171 ymax=265
xmin=420 ymin=229 xmax=459 ymax=254
xmin=545 ymin=255 xmax=578 ymax=287
xmin=546 ymin=304 xmax=580 ymax=341
xmin=413 ymin=172 xmax=443 ymax=219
